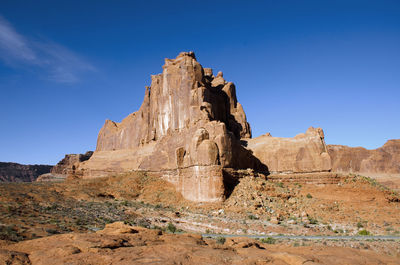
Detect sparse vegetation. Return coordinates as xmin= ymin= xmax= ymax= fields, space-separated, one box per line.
xmin=0 ymin=225 xmax=23 ymax=242
xmin=334 ymin=229 xmax=344 ymax=234
xmin=260 ymin=237 xmax=276 ymax=244
xmin=167 ymin=222 xmax=177 ymax=233
xmin=248 ymin=214 xmax=258 ymax=220
xmin=306 ymin=193 xmax=313 ymax=199
xmin=308 ymin=217 xmax=318 ymax=224
xmin=358 ymin=229 xmax=371 ymax=236
xmin=216 ymin=236 xmax=226 ymax=245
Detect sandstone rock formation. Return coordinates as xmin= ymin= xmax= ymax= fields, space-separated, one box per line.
xmin=0 ymin=162 xmax=52 ymax=182
xmin=77 ymin=52 xmax=265 ymax=202
xmin=1 ymin=222 xmax=398 ymax=265
xmin=246 ymin=127 xmax=332 ymax=174
xmin=328 ymin=139 xmax=400 ymax=176
xmin=37 ymin=151 xmax=93 ymax=182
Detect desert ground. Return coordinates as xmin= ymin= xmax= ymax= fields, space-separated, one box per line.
xmin=1 ymin=172 xmax=399 ymax=264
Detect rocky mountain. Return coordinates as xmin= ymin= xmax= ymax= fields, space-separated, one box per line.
xmin=0 ymin=162 xmax=52 ymax=182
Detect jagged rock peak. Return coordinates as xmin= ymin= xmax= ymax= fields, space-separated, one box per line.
xmin=96 ymin=52 xmax=251 ymax=151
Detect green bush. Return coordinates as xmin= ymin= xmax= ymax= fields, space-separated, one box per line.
xmin=306 ymin=193 xmax=313 ymax=199
xmin=356 ymin=222 xmax=363 ymax=229
xmin=260 ymin=237 xmax=276 ymax=244
xmin=358 ymin=229 xmax=371 ymax=236
xmin=167 ymin=222 xmax=177 ymax=233
xmin=216 ymin=236 xmax=226 ymax=245
xmin=248 ymin=214 xmax=258 ymax=220
xmin=308 ymin=217 xmax=318 ymax=224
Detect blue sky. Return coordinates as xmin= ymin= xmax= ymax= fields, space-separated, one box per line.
xmin=0 ymin=0 xmax=399 ymax=165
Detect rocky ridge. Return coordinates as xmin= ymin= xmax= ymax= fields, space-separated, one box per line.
xmin=247 ymin=127 xmax=331 ymax=174
xmin=328 ymin=140 xmax=400 ymax=175
xmin=0 ymin=162 xmax=52 ymax=182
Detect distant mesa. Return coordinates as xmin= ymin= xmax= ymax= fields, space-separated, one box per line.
xmin=0 ymin=162 xmax=52 ymax=182
xmin=32 ymin=52 xmax=399 ymax=201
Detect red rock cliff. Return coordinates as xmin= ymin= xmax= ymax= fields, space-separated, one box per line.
xmin=328 ymin=139 xmax=400 ymax=175
xmin=77 ymin=52 xmax=263 ymax=202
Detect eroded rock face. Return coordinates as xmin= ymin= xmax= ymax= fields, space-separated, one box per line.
xmin=77 ymin=52 xmax=262 ymax=202
xmin=247 ymin=127 xmax=332 ymax=174
xmin=37 ymin=152 xmax=93 ymax=182
xmin=328 ymin=139 xmax=400 ymax=176
xmin=0 ymin=162 xmax=52 ymax=182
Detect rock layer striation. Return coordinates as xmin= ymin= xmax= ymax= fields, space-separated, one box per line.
xmin=77 ymin=52 xmax=265 ymax=202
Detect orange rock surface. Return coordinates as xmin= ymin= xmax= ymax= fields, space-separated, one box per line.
xmin=1 ymin=222 xmax=399 ymax=265
xmin=247 ymin=127 xmax=331 ymax=174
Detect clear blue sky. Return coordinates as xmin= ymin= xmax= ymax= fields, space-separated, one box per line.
xmin=0 ymin=0 xmax=399 ymax=165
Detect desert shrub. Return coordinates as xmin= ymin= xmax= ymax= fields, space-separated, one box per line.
xmin=248 ymin=214 xmax=258 ymax=220
xmin=358 ymin=229 xmax=371 ymax=236
xmin=216 ymin=236 xmax=226 ymax=245
xmin=308 ymin=217 xmax=318 ymax=224
xmin=357 ymin=222 xmax=364 ymax=228
xmin=276 ymin=182 xmax=284 ymax=188
xmin=136 ymin=218 xmax=150 ymax=228
xmin=0 ymin=225 xmax=23 ymax=242
xmin=306 ymin=193 xmax=313 ymax=199
xmin=260 ymin=237 xmax=276 ymax=244
xmin=167 ymin=222 xmax=176 ymax=233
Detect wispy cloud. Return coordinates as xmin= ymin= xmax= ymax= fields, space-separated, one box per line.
xmin=0 ymin=16 xmax=95 ymax=83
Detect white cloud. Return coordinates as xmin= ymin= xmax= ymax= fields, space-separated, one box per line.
xmin=0 ymin=16 xmax=95 ymax=83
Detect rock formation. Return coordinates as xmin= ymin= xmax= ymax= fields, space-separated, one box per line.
xmin=76 ymin=52 xmax=265 ymax=202
xmin=247 ymin=127 xmax=332 ymax=174
xmin=2 ymin=222 xmax=398 ymax=265
xmin=74 ymin=52 xmax=397 ymax=201
xmin=328 ymin=140 xmax=400 ymax=176
xmin=37 ymin=151 xmax=93 ymax=182
xmin=0 ymin=162 xmax=52 ymax=182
